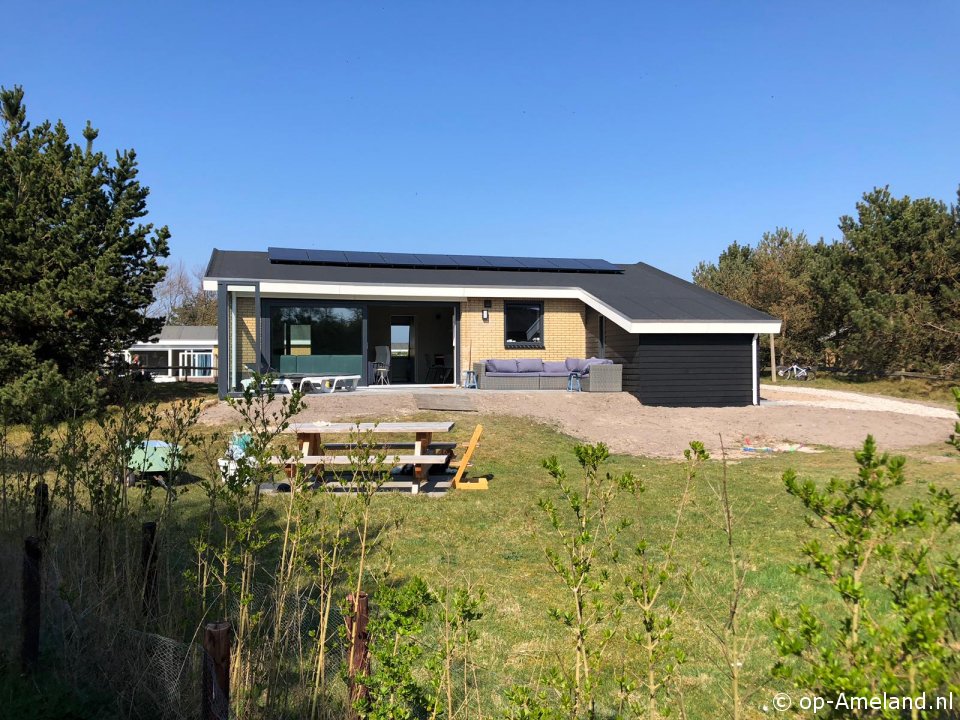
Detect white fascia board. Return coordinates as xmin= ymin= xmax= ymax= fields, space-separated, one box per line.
xmin=627 ymin=320 xmax=782 ymax=334
xmin=128 ymin=341 xmax=215 ymax=350
xmin=208 ymin=278 xmax=782 ymax=335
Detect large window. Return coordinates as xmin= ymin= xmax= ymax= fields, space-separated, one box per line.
xmin=269 ymin=304 xmax=363 ymax=376
xmin=504 ymin=301 xmax=544 ymax=348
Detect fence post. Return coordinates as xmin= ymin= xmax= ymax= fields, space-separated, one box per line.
xmin=21 ymin=536 xmax=41 ymax=673
xmin=344 ymin=592 xmax=370 ymax=719
xmin=34 ymin=482 xmax=50 ymax=542
xmin=202 ymin=620 xmax=231 ymax=720
xmin=141 ymin=521 xmax=159 ymax=617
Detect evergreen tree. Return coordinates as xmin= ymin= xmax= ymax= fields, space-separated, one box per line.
xmin=828 ymin=187 xmax=960 ymax=373
xmin=0 ymin=86 xmax=169 ymax=413
xmin=693 ymin=229 xmax=819 ymax=363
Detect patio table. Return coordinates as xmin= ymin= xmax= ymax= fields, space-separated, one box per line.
xmin=286 ymin=421 xmax=455 ymax=494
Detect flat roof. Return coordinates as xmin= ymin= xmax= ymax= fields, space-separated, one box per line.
xmin=204 ymin=249 xmax=779 ymax=330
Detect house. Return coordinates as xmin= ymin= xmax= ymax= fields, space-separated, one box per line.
xmin=125 ymin=325 xmax=217 ymax=380
xmin=202 ymin=248 xmax=780 ymax=406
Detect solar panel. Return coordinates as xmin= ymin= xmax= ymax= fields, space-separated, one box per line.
xmin=517 ymin=257 xmax=561 ymax=269
xmin=580 ymin=259 xmax=621 ymax=272
xmin=379 ymin=252 xmax=422 ymax=266
xmin=306 ymin=249 xmax=348 ymax=264
xmin=266 ymin=247 xmax=622 ymax=273
xmin=481 ymin=256 xmax=526 ymax=269
xmin=415 ymin=254 xmax=461 ymax=267
xmin=550 ymin=257 xmax=592 ymax=271
xmin=268 ymin=247 xmax=309 ymax=263
xmin=343 ymin=251 xmax=385 ymax=264
xmin=448 ymin=255 xmax=493 ymax=268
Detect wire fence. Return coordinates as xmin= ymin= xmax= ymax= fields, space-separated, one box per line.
xmin=2 ymin=533 xmax=348 ymax=720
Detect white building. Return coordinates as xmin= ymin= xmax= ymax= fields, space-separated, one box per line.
xmin=125 ymin=325 xmax=217 ymax=380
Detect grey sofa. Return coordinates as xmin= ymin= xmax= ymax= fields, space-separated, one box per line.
xmin=473 ymin=358 xmax=622 ymax=392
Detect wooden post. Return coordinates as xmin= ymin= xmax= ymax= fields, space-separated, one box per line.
xmin=344 ymin=592 xmax=370 ymax=719
xmin=202 ymin=620 xmax=231 ymax=720
xmin=34 ymin=482 xmax=49 ymax=542
xmin=141 ymin=521 xmax=159 ymax=618
xmin=21 ymin=536 xmax=41 ymax=673
xmin=769 ymin=334 xmax=777 ymax=382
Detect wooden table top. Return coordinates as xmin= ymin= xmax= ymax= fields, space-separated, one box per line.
xmin=288 ymin=421 xmax=455 ymax=434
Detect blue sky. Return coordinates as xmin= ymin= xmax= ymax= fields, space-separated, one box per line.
xmin=6 ymin=2 xmax=959 ymax=279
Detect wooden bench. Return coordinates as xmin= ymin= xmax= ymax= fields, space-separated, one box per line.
xmin=306 ymin=441 xmax=457 ymax=451
xmin=271 ymin=454 xmax=450 ymax=467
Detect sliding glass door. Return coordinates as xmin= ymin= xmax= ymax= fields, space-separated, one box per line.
xmin=267 ymin=304 xmax=363 ymax=377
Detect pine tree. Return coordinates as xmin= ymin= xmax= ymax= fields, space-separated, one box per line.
xmin=0 ymin=86 xmax=169 ymax=414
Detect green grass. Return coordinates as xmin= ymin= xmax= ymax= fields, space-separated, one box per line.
xmin=766 ymin=373 xmax=960 ymax=407
xmin=5 ymin=401 xmax=959 ymax=718
xmin=172 ymin=411 xmax=960 ymax=717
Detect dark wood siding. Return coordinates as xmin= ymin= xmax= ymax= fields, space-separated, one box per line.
xmin=604 ymin=326 xmax=756 ymax=407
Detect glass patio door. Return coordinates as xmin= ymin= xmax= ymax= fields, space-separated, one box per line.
xmin=268 ymin=304 xmax=364 ymax=377
xmin=390 ymin=316 xmax=415 ymax=383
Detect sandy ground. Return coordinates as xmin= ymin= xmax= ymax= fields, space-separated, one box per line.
xmin=199 ymin=385 xmax=958 ymax=459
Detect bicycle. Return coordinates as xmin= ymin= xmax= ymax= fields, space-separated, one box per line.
xmin=777 ymin=362 xmax=815 ymax=381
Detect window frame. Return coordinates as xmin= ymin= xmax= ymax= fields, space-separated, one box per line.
xmin=503 ymin=300 xmax=545 ymax=349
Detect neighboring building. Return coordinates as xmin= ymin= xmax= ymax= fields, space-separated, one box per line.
xmin=125 ymin=325 xmax=217 ymax=380
xmin=202 ymin=248 xmax=780 ymax=406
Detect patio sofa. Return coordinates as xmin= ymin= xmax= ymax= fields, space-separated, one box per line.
xmin=473 ymin=358 xmax=622 ymax=392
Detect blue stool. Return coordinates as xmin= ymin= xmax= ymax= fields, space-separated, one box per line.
xmin=567 ymin=371 xmax=582 ymax=392
xmin=463 ymin=370 xmax=478 ymax=389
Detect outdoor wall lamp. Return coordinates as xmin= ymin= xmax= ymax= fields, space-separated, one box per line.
xmin=482 ymin=300 xmax=491 ymax=321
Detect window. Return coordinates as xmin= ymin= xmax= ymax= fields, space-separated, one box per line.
xmin=504 ymin=301 xmax=544 ymax=348
xmin=269 ymin=304 xmax=363 ymax=369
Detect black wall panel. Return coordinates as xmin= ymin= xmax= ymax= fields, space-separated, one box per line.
xmin=604 ymin=325 xmax=756 ymax=407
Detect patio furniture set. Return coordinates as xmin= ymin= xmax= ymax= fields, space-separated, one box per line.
xmin=471 ymin=357 xmax=622 ymax=391
xmin=268 ymin=421 xmax=487 ymax=494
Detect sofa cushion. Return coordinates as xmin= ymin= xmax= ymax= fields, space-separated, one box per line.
xmin=485 ymin=371 xmax=542 ymax=378
xmin=581 ymin=357 xmax=613 ymax=375
xmin=564 ymin=357 xmax=582 ymax=373
xmin=542 ymin=361 xmax=568 ymax=376
xmin=487 ymin=358 xmax=519 ymax=373
xmin=516 ymin=358 xmax=544 ymax=373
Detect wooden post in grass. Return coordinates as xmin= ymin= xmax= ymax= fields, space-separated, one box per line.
xmin=34 ymin=482 xmax=49 ymax=542
xmin=770 ymin=334 xmax=777 ymax=382
xmin=141 ymin=521 xmax=159 ymax=618
xmin=21 ymin=536 xmax=41 ymax=673
xmin=202 ymin=620 xmax=231 ymax=720
xmin=344 ymin=592 xmax=370 ymax=719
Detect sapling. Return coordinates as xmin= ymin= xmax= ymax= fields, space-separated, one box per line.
xmin=537 ymin=442 xmax=639 ymax=718
xmin=341 ymin=427 xmax=394 ymax=714
xmin=773 ymin=435 xmax=959 ymax=718
xmin=210 ymin=373 xmax=305 ymax=713
xmin=691 ymin=435 xmax=758 ymax=720
xmin=355 ymin=575 xmax=435 ymax=719
xmin=621 ymin=441 xmax=704 ymax=719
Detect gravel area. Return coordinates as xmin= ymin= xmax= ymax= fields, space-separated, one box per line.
xmin=198 ymin=386 xmax=958 ymax=459
xmin=759 ymin=384 xmax=956 ymax=419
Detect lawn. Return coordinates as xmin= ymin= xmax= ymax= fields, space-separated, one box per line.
xmin=3 ymin=389 xmax=958 ymax=719
xmin=182 ymin=409 xmax=959 ymax=717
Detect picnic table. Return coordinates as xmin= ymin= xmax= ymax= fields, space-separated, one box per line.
xmin=286 ymin=421 xmax=456 ymax=494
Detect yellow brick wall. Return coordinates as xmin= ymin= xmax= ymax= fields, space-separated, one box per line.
xmin=459 ymin=298 xmax=588 ymax=366
xmin=234 ymin=296 xmax=257 ymax=376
